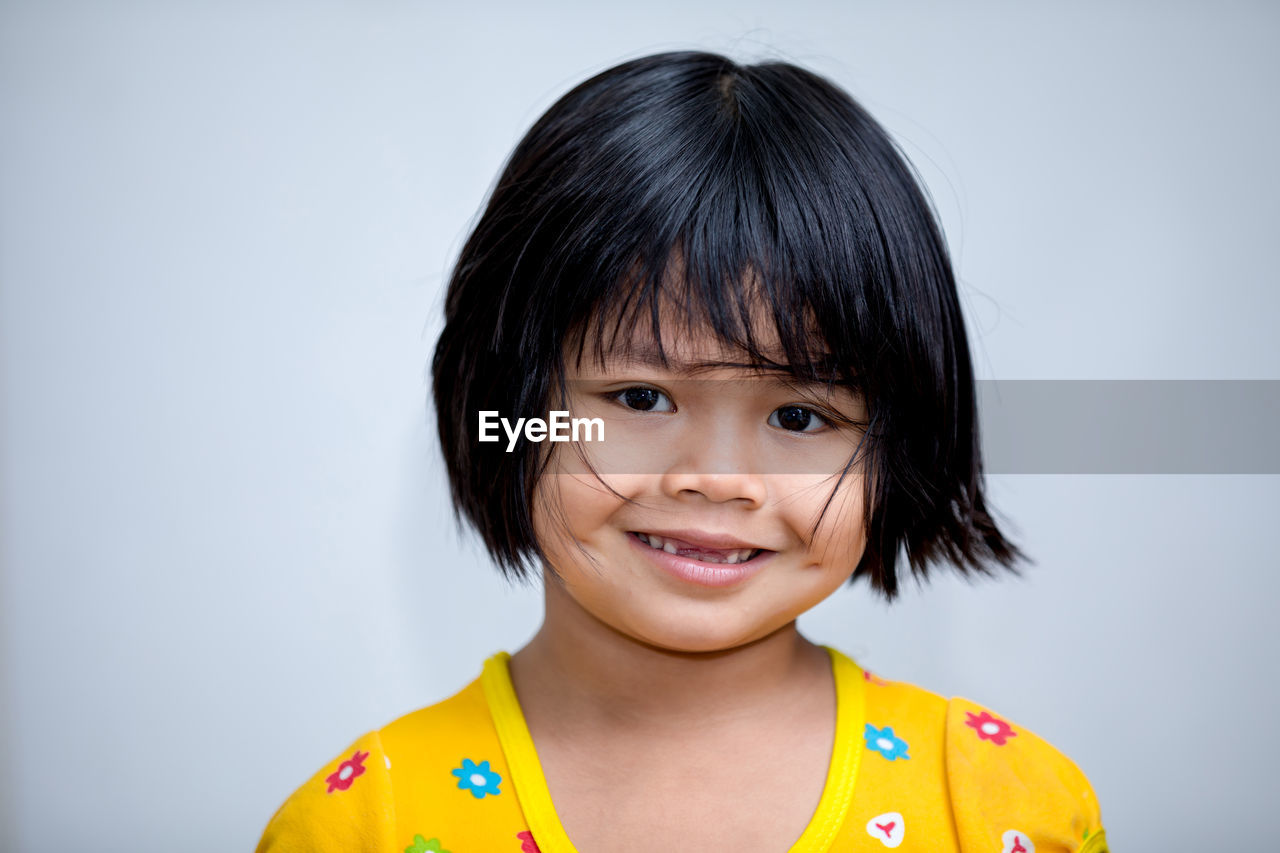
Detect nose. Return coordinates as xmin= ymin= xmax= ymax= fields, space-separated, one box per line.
xmin=658 ymin=428 xmax=768 ymax=508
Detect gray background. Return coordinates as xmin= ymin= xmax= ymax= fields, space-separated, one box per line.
xmin=2 ymin=1 xmax=1277 ymax=850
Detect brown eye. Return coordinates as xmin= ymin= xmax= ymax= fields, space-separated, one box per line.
xmin=770 ymin=405 xmax=827 ymax=433
xmin=615 ymin=387 xmax=673 ymax=412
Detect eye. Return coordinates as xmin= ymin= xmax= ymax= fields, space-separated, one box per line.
xmin=769 ymin=405 xmax=828 ymax=433
xmin=613 ymin=386 xmax=674 ymax=413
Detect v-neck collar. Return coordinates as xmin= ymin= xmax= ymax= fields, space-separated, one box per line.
xmin=480 ymin=645 xmax=866 ymax=852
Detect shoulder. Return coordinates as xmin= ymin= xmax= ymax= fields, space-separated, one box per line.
xmin=255 ymin=729 xmax=396 ymax=853
xmin=256 ymin=670 xmax=506 ymax=853
xmin=943 ymin=695 xmax=1108 ymax=853
xmin=377 ymin=670 xmax=495 ymax=754
xmin=852 ymin=661 xmax=1107 ymax=852
xmin=856 ymin=662 xmax=950 ymax=770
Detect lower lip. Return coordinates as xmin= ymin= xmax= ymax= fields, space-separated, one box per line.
xmin=628 ymin=532 xmax=772 ymax=589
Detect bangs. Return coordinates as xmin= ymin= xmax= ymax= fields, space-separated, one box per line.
xmin=509 ymin=53 xmax=951 ymax=409
xmin=571 ymin=243 xmax=855 ymax=390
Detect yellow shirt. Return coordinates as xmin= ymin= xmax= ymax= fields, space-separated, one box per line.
xmin=257 ymin=647 xmax=1108 ymax=852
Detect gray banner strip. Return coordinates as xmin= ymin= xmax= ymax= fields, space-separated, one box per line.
xmin=978 ymin=380 xmax=1280 ymax=474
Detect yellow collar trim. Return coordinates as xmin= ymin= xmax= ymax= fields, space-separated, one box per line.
xmin=480 ymin=645 xmax=865 ymax=852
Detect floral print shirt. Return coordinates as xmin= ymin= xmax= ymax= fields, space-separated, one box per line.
xmin=256 ymin=648 xmax=1108 ymax=852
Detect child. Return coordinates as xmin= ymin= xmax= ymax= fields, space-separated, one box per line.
xmin=257 ymin=51 xmax=1108 ymax=852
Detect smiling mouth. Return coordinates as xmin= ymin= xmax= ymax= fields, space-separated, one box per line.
xmin=630 ymin=532 xmax=766 ymax=565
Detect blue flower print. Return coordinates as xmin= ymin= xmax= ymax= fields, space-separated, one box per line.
xmin=864 ymin=723 xmax=911 ymax=761
xmin=452 ymin=758 xmax=502 ymax=799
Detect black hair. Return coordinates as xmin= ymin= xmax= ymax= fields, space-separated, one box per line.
xmin=431 ymin=50 xmax=1023 ymax=600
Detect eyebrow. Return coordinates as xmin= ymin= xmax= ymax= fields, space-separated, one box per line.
xmin=599 ymin=343 xmax=857 ymax=387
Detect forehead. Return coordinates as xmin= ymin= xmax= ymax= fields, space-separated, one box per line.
xmin=579 ymin=293 xmax=783 ymax=372
xmin=573 ymin=311 xmax=848 ymax=388
xmin=567 ymin=253 xmax=844 ymax=381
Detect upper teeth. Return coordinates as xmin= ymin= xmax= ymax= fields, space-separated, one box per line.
xmin=636 ymin=533 xmax=757 ymax=565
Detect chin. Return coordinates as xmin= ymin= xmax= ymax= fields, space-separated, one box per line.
xmin=624 ymin=609 xmax=783 ymax=656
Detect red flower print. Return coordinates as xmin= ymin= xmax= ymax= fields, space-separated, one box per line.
xmin=516 ymin=830 xmax=541 ymax=853
xmin=863 ymin=670 xmax=889 ymax=686
xmin=325 ymin=750 xmax=369 ymax=793
xmin=965 ymin=711 xmax=1017 ymax=746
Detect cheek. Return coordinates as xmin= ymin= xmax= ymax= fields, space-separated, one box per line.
xmin=530 ymin=468 xmax=646 ymax=564
xmin=779 ymin=473 xmax=869 ymax=569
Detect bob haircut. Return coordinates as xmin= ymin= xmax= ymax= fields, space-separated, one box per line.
xmin=432 ymin=50 xmax=1022 ymax=601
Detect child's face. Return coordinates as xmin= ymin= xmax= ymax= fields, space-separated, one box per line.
xmin=532 ymin=305 xmax=870 ymax=654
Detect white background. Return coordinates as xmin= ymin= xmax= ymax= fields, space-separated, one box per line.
xmin=3 ymin=1 xmax=1278 ymax=850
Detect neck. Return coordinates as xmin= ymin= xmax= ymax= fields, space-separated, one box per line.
xmin=507 ymin=574 xmax=831 ymax=739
